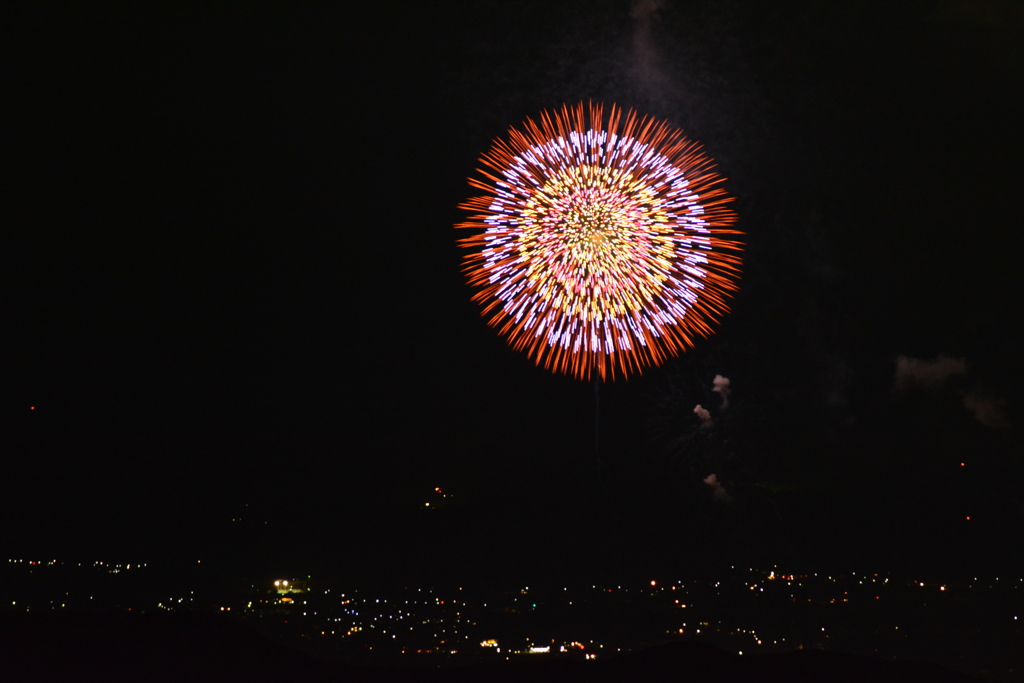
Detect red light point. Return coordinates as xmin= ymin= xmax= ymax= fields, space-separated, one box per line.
xmin=966 ymin=516 xmax=971 ymax=521
xmin=960 ymin=462 xmax=965 ymax=467
xmin=30 ymin=406 xmax=35 ymax=410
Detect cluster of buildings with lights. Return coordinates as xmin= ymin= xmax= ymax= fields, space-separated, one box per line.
xmin=242 ymin=581 xmax=609 ymax=662
xmin=235 ymin=568 xmax=1021 ymax=673
xmin=2 ymin=559 xmax=1020 ymax=676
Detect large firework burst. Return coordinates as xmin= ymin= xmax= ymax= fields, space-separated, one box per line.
xmin=457 ymin=102 xmax=742 ymax=380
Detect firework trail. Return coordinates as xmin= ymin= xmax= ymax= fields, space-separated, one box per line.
xmin=457 ymin=102 xmax=742 ymax=380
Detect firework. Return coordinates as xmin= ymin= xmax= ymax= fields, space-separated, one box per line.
xmin=457 ymin=102 xmax=742 ymax=380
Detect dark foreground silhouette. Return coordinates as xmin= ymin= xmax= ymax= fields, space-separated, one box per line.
xmin=0 ymin=612 xmax=986 ymax=683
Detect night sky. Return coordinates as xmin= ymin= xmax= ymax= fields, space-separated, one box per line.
xmin=4 ymin=1 xmax=1023 ymax=582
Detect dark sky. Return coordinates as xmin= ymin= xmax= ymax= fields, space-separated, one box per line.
xmin=4 ymin=1 xmax=1023 ymax=577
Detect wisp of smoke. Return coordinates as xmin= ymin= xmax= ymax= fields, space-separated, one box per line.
xmin=894 ymin=354 xmax=1010 ymax=432
xmin=962 ymin=393 xmax=1009 ymax=431
xmin=893 ymin=354 xmax=967 ymax=393
xmin=629 ymin=0 xmax=671 ymax=102
xmin=703 ymin=473 xmax=732 ymax=503
xmin=712 ymin=374 xmax=731 ymax=408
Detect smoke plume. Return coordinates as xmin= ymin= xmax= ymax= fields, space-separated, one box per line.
xmin=893 ymin=354 xmax=967 ymax=393
xmin=712 ymin=374 xmax=731 ymax=408
xmin=629 ymin=0 xmax=671 ymax=101
xmin=703 ymin=473 xmax=732 ymax=503
xmin=894 ymin=354 xmax=1009 ymax=432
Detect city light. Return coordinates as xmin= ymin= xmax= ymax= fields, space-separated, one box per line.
xmin=5 ymin=558 xmax=1020 ymax=677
